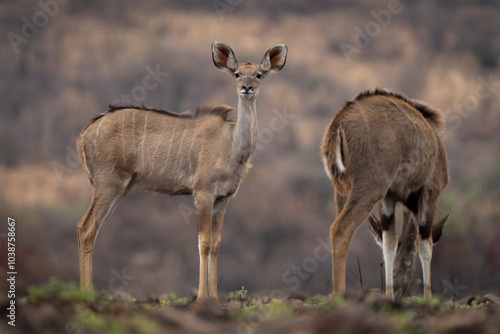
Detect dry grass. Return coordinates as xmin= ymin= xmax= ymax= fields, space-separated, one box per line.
xmin=0 ymin=164 xmax=91 ymax=210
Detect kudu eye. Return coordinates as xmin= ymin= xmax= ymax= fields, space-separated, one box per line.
xmin=256 ymin=73 xmax=262 ymax=79
xmin=234 ymin=73 xmax=240 ymax=78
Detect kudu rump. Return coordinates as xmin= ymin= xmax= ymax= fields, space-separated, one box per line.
xmin=321 ymin=89 xmax=449 ymax=299
xmin=76 ymin=42 xmax=287 ymax=300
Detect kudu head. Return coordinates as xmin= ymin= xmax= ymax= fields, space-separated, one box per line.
xmin=368 ymin=212 xmax=449 ymax=299
xmin=211 ymin=41 xmax=287 ymax=100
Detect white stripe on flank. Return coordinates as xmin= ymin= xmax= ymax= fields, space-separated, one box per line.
xmin=160 ymin=118 xmax=179 ymax=175
xmin=150 ymin=118 xmax=167 ymax=176
xmin=336 ymin=128 xmax=346 ymax=173
xmin=131 ymin=112 xmax=136 ymax=154
xmin=176 ymin=121 xmax=188 ymax=161
xmin=94 ymin=118 xmax=104 ymax=148
xmin=187 ymin=121 xmax=196 ymax=175
xmin=121 ymin=111 xmax=126 ymax=164
xmin=141 ymin=111 xmax=149 ymax=171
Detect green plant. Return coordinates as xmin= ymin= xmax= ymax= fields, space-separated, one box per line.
xmin=28 ymin=277 xmax=97 ymax=303
xmin=74 ymin=310 xmax=125 ymax=334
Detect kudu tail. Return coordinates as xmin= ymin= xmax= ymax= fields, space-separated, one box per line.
xmin=321 ymin=125 xmax=349 ymax=196
xmin=76 ymin=133 xmax=93 ymax=185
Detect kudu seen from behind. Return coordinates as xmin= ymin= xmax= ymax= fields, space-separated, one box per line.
xmin=321 ymin=89 xmax=449 ymax=299
xmin=76 ymin=42 xmax=287 ymax=300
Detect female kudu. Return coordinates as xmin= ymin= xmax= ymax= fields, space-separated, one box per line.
xmin=76 ymin=42 xmax=287 ymax=300
xmin=321 ymin=89 xmax=449 ymax=299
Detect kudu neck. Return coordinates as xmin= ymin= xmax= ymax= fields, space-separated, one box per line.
xmin=232 ymin=97 xmax=258 ymax=163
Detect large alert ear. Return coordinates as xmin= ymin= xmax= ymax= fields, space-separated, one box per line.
xmin=212 ymin=41 xmax=238 ymax=74
xmin=261 ymin=44 xmax=287 ymax=74
xmin=432 ymin=214 xmax=449 ymax=244
xmin=368 ymin=214 xmax=383 ymax=249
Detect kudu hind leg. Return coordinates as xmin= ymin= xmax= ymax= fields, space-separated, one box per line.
xmin=77 ymin=176 xmax=135 ymax=289
xmin=330 ymin=190 xmax=385 ymax=294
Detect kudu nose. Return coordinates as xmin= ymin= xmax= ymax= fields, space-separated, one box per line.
xmin=242 ymin=84 xmax=252 ymax=92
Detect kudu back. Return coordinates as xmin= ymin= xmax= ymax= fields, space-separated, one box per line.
xmin=321 ymin=89 xmax=449 ymax=299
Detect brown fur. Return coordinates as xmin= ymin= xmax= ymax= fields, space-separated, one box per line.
xmin=321 ymin=89 xmax=449 ymax=299
xmin=76 ymin=42 xmax=287 ymax=300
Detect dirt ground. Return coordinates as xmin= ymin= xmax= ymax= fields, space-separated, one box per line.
xmin=3 ymin=288 xmax=500 ymax=334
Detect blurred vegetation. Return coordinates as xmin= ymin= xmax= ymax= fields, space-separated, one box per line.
xmin=0 ymin=0 xmax=499 ymax=300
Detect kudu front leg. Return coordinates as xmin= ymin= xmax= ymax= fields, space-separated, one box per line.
xmin=207 ymin=197 xmax=229 ymax=300
xmin=417 ymin=189 xmax=439 ymax=299
xmin=379 ymin=199 xmax=398 ymax=299
xmin=195 ymin=193 xmax=214 ymax=299
xmin=419 ymin=237 xmax=433 ymax=299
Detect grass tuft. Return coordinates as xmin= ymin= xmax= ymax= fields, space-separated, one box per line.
xmin=28 ymin=277 xmax=97 ymax=303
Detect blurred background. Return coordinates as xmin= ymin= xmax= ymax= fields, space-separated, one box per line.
xmin=1 ymin=0 xmax=499 ymax=299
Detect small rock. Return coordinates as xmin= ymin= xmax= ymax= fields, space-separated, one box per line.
xmin=287 ymin=298 xmax=305 ymax=311
xmin=225 ymin=300 xmax=242 ymax=312
xmin=457 ymin=295 xmax=479 ymax=306
xmin=113 ymin=290 xmax=134 ymax=302
xmin=482 ymin=293 xmax=500 ymax=306
xmin=287 ymin=291 xmax=307 ymax=301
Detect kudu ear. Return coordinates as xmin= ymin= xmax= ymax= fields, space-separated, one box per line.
xmin=212 ymin=41 xmax=238 ymax=74
xmin=261 ymin=44 xmax=287 ymax=75
xmin=368 ymin=214 xmax=383 ymax=248
xmin=432 ymin=214 xmax=449 ymax=244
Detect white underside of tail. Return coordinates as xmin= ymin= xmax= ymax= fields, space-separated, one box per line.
xmin=322 ymin=156 xmax=333 ymax=179
xmin=336 ymin=128 xmax=346 ymax=173
xmin=322 ymin=128 xmax=346 ymax=179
